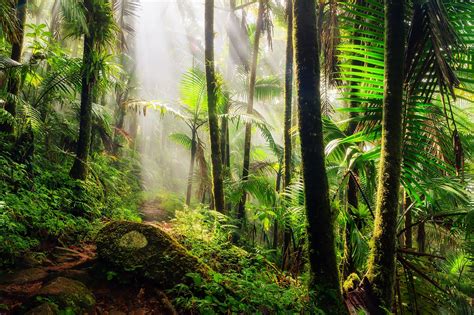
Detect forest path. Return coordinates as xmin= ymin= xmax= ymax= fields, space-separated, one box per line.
xmin=139 ymin=199 xmax=172 ymax=227
xmin=140 ymin=199 xmax=167 ymax=222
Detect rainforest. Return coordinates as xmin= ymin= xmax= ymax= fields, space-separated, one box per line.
xmin=0 ymin=0 xmax=472 ymax=314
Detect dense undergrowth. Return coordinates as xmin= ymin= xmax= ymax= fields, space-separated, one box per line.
xmin=0 ymin=136 xmax=141 ymax=265
xmin=168 ymin=207 xmax=310 ymax=314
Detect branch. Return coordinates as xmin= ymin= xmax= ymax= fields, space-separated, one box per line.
xmin=397 ymin=248 xmax=445 ymax=260
xmin=397 ymin=211 xmax=467 ymax=237
xmin=234 ymin=1 xmax=257 ymax=10
xmin=397 ymin=254 xmax=447 ymax=294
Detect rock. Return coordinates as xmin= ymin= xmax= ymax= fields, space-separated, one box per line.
xmin=53 ymin=269 xmax=93 ymax=285
xmin=0 ymin=268 xmax=48 ymax=284
xmin=25 ymin=302 xmax=58 ymax=315
xmin=33 ymin=277 xmax=95 ymax=312
xmin=96 ymin=221 xmax=208 ymax=288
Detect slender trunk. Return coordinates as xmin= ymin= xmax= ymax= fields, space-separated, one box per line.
xmin=281 ymin=0 xmax=293 ymax=267
xmin=404 ymin=192 xmax=412 ymax=248
xmin=185 ymin=130 xmax=197 ymax=206
xmin=293 ymin=1 xmax=346 ymax=312
xmin=366 ymin=0 xmax=405 ymax=309
xmin=237 ymin=0 xmax=265 ymax=225
xmin=272 ymin=163 xmax=282 ymax=249
xmin=417 ymin=222 xmax=425 ymax=253
xmin=219 ymin=103 xmax=229 ymax=169
xmin=342 ymin=172 xmax=359 ymax=279
xmin=205 ymin=0 xmax=225 ymax=213
xmin=70 ymin=1 xmax=96 ymax=180
xmin=0 ymin=0 xmax=27 ymax=133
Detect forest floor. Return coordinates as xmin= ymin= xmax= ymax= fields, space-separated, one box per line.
xmin=0 ymin=200 xmax=178 ymax=315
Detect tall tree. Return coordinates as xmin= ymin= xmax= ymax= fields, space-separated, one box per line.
xmin=69 ymin=0 xmax=116 ymax=179
xmin=237 ymin=0 xmax=265 ymax=225
xmin=0 ymin=0 xmax=27 ymax=133
xmin=69 ymin=0 xmax=97 ymax=180
xmin=293 ymin=0 xmax=346 ymax=313
xmin=204 ymin=0 xmax=225 ymax=213
xmin=366 ymin=0 xmax=405 ymax=310
xmin=281 ymin=0 xmax=293 ymax=266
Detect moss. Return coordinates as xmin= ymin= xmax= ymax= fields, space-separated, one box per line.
xmin=34 ymin=277 xmax=95 ymax=312
xmin=293 ymin=0 xmax=346 ymax=313
xmin=96 ymin=221 xmax=209 ymax=288
xmin=366 ymin=0 xmax=405 ymax=310
xmin=343 ymin=273 xmax=361 ymax=293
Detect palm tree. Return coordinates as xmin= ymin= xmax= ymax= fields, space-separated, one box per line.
xmin=293 ymin=0 xmax=346 ymax=313
xmin=68 ymin=0 xmax=117 ymax=180
xmin=237 ymin=0 xmax=267 ymax=224
xmin=129 ymin=68 xmax=219 ymax=206
xmin=333 ymin=0 xmax=472 ymax=311
xmin=204 ymin=0 xmax=225 ymax=213
xmin=0 ymin=0 xmax=27 ymax=133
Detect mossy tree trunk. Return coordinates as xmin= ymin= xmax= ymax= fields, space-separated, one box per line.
xmin=237 ymin=0 xmax=264 ymax=225
xmin=293 ymin=0 xmax=346 ymax=313
xmin=0 ymin=0 xmax=27 ymax=133
xmin=205 ymin=0 xmax=225 ymax=213
xmin=70 ymin=0 xmax=96 ymax=180
xmin=281 ymin=0 xmax=293 ymax=266
xmin=366 ymin=0 xmax=405 ymax=310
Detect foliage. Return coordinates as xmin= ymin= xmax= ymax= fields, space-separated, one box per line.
xmin=169 ymin=207 xmax=310 ymax=314
xmin=0 ymin=137 xmax=141 ymax=265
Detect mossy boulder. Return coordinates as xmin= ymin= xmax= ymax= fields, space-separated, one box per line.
xmin=33 ymin=277 xmax=95 ymax=312
xmin=96 ymin=221 xmax=208 ymax=288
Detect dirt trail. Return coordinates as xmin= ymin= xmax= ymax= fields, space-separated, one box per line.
xmin=140 ymin=200 xmax=169 ymax=223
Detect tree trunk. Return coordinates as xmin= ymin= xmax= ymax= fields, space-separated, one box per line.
xmin=237 ymin=0 xmax=265 ymax=225
xmin=417 ymin=222 xmax=425 ymax=253
xmin=404 ymin=192 xmax=412 ymax=248
xmin=0 ymin=0 xmax=27 ymax=133
xmin=342 ymin=172 xmax=359 ymax=279
xmin=366 ymin=0 xmax=405 ymax=310
xmin=281 ymin=0 xmax=293 ymax=267
xmin=205 ymin=0 xmax=225 ymax=213
xmin=69 ymin=1 xmax=96 ymax=180
xmin=293 ymin=0 xmax=346 ymax=313
xmin=185 ymin=130 xmax=197 ymax=206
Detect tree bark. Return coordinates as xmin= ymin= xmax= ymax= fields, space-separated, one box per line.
xmin=205 ymin=0 xmax=225 ymax=213
xmin=237 ymin=0 xmax=264 ymax=225
xmin=185 ymin=130 xmax=197 ymax=206
xmin=0 ymin=0 xmax=27 ymax=133
xmin=70 ymin=0 xmax=96 ymax=180
xmin=293 ymin=0 xmax=346 ymax=312
xmin=281 ymin=0 xmax=293 ymax=267
xmin=366 ymin=0 xmax=405 ymax=310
